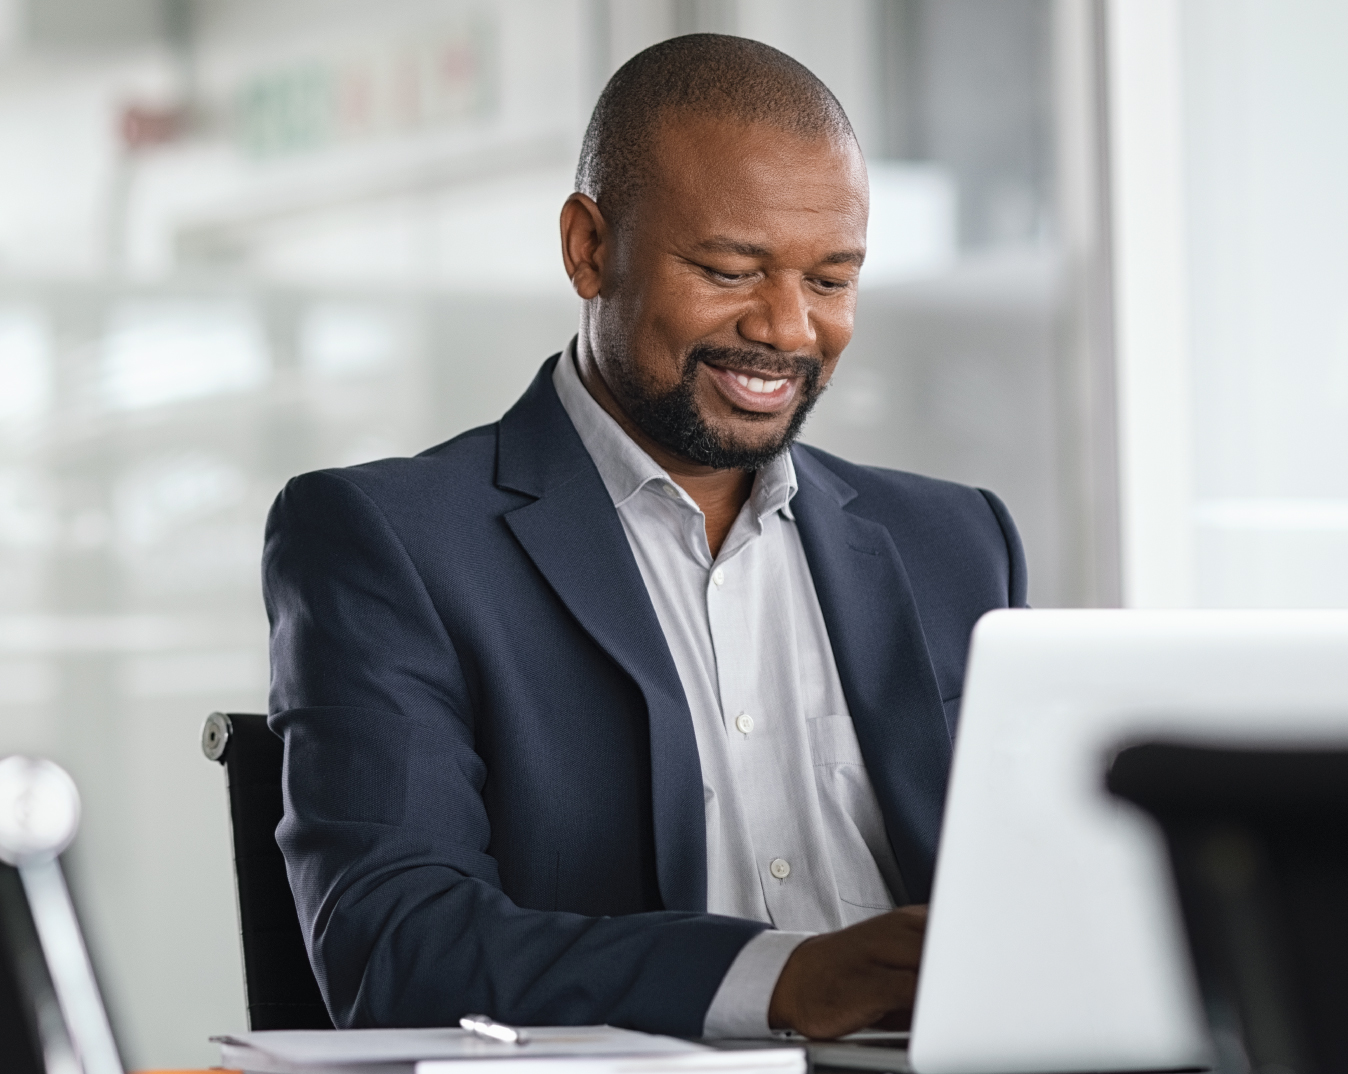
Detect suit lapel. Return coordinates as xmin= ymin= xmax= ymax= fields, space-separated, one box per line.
xmin=791 ymin=447 xmax=952 ymax=902
xmin=497 ymin=357 xmax=707 ymax=912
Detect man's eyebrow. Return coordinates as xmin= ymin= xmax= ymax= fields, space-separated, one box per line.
xmin=696 ymin=237 xmax=772 ymax=258
xmin=695 ymin=237 xmax=866 ymax=267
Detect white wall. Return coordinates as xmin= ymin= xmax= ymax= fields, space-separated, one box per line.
xmin=1183 ymin=0 xmax=1348 ymax=607
xmin=1105 ymin=0 xmax=1196 ymax=608
xmin=1108 ymin=0 xmax=1348 ymax=607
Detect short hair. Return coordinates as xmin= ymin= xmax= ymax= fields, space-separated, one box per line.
xmin=576 ymin=34 xmax=856 ymax=227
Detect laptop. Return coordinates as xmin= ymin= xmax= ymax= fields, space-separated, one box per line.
xmin=907 ymin=608 xmax=1348 ymax=1074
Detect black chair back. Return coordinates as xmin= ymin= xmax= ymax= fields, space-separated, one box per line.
xmin=203 ymin=712 xmax=334 ymax=1031
xmin=1108 ymin=742 xmax=1348 ymax=1074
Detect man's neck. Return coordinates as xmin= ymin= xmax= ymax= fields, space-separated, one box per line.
xmin=574 ymin=338 xmax=752 ymax=558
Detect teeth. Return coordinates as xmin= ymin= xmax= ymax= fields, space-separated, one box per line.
xmin=733 ymin=373 xmax=786 ymax=394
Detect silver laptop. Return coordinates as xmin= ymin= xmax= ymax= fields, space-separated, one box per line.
xmin=909 ymin=608 xmax=1348 ymax=1074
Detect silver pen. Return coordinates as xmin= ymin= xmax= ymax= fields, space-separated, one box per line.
xmin=460 ymin=1013 xmax=530 ymax=1045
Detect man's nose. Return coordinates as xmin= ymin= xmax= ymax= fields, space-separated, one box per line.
xmin=737 ymin=276 xmax=815 ymax=354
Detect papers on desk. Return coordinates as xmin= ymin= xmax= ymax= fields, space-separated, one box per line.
xmin=213 ymin=1026 xmax=804 ymax=1074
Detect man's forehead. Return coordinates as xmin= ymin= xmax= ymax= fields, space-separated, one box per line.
xmin=650 ymin=110 xmax=863 ymax=172
xmin=610 ymin=113 xmax=868 ymax=263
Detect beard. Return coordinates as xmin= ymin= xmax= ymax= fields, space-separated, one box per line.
xmin=607 ymin=343 xmax=826 ymax=471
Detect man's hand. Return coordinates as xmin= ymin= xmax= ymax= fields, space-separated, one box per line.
xmin=767 ymin=905 xmax=928 ymax=1039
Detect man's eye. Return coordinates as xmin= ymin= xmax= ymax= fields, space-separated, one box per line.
xmin=705 ymin=266 xmax=749 ymax=282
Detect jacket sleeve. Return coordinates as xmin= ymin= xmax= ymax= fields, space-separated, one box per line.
xmin=262 ymin=470 xmax=766 ymax=1035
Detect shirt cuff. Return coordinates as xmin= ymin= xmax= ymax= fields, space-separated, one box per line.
xmin=701 ymin=929 xmax=814 ymax=1039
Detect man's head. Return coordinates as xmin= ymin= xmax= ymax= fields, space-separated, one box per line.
xmin=561 ymin=34 xmax=868 ymax=473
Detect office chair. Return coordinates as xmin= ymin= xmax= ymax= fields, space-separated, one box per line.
xmin=202 ymin=712 xmax=334 ymax=1031
xmin=1109 ymin=743 xmax=1348 ymax=1074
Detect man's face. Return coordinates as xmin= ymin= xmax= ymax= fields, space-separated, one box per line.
xmin=587 ymin=115 xmax=868 ymax=470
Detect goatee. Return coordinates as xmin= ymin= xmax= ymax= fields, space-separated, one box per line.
xmin=610 ymin=343 xmax=825 ymax=471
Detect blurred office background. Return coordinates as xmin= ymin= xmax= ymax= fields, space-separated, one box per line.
xmin=0 ymin=0 xmax=1344 ymax=1066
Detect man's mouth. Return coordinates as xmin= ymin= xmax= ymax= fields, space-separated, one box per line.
xmin=731 ymin=372 xmax=789 ymax=394
xmin=703 ymin=362 xmax=798 ymax=414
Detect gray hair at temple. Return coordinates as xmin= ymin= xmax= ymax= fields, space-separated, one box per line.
xmin=575 ymin=33 xmax=858 ymax=228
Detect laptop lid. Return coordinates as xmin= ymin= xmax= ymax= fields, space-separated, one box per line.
xmin=909 ymin=609 xmax=1348 ymax=1074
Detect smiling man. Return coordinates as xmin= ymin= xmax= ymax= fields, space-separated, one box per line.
xmin=264 ymin=35 xmax=1026 ymax=1041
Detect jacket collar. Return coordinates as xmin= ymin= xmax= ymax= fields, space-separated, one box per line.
xmin=496 ymin=352 xmax=592 ymax=499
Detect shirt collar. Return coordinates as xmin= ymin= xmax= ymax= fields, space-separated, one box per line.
xmin=551 ymin=337 xmax=798 ymax=522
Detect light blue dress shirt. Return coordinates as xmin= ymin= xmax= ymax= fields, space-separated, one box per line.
xmin=553 ymin=343 xmax=904 ymax=1036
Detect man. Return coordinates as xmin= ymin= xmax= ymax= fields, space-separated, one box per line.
xmin=265 ymin=35 xmax=1026 ymax=1042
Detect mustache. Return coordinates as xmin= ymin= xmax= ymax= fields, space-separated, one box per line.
xmin=685 ymin=343 xmax=823 ymax=382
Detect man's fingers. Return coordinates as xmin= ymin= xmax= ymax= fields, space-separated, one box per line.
xmin=768 ymin=905 xmax=931 ymax=1038
xmin=858 ymin=906 xmax=927 ymax=969
xmin=791 ymin=966 xmax=918 ymax=1039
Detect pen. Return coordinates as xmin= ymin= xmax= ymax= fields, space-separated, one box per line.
xmin=460 ymin=1014 xmax=530 ymax=1045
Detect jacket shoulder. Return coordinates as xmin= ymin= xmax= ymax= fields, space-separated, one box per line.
xmin=795 ymin=442 xmax=1027 ymax=605
xmin=280 ymin=423 xmax=501 ymax=509
xmin=796 ymin=442 xmax=993 ymax=514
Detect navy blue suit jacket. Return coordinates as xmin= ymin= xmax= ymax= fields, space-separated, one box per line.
xmin=264 ymin=354 xmax=1028 ymax=1035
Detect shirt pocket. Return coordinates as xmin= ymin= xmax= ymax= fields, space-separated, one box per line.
xmin=807 ymin=714 xmax=897 ymax=914
xmin=807 ymin=712 xmax=868 ymax=766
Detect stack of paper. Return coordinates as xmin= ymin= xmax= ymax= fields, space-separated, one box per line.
xmin=213 ymin=1026 xmax=804 ymax=1074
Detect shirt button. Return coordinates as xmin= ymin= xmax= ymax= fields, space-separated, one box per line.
xmin=711 ymin=568 xmax=725 ymax=587
xmin=770 ymin=858 xmax=791 ymax=880
xmin=663 ymin=483 xmax=680 ymax=499
xmin=734 ymin=712 xmax=754 ymax=735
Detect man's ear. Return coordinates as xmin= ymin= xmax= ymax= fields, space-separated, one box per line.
xmin=560 ymin=193 xmax=609 ymax=300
